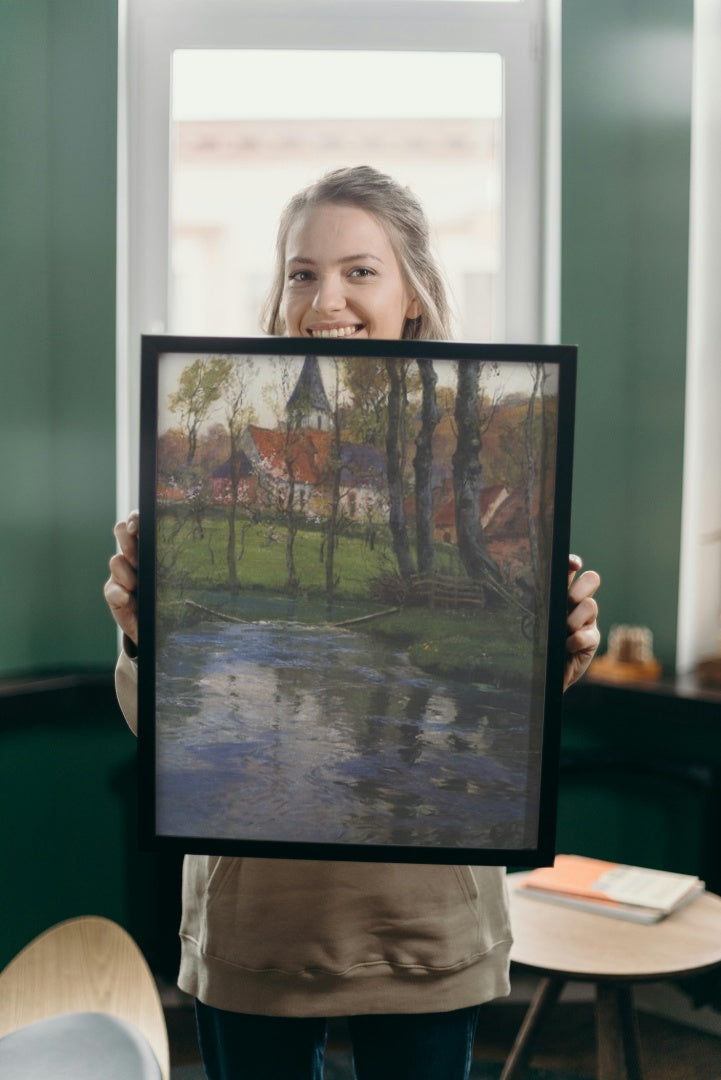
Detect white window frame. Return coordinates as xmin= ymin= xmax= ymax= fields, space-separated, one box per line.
xmin=676 ymin=0 xmax=721 ymax=674
xmin=117 ymin=0 xmax=558 ymax=512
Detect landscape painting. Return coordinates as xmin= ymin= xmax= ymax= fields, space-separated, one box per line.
xmin=138 ymin=336 xmax=576 ymax=863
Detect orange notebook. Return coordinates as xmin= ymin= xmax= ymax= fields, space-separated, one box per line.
xmin=516 ymin=855 xmax=704 ymax=923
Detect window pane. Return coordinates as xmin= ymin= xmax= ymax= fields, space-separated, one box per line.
xmin=346 ymin=1 xmax=521 ymax=4
xmin=170 ymin=49 xmax=503 ymax=341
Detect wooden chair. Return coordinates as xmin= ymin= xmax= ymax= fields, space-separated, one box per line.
xmin=0 ymin=915 xmax=169 ymax=1079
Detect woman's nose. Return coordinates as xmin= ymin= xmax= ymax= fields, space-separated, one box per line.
xmin=312 ymin=274 xmax=345 ymax=314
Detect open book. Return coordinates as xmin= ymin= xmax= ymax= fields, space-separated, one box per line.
xmin=515 ymin=854 xmax=705 ymax=923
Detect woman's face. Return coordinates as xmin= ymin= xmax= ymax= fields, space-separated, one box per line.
xmin=281 ymin=203 xmax=421 ymax=341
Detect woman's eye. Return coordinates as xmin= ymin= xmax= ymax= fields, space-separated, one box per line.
xmin=288 ymin=270 xmax=313 ymax=283
xmin=349 ymin=267 xmax=375 ymax=279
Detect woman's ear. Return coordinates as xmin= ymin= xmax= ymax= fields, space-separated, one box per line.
xmin=406 ymin=296 xmax=423 ymax=320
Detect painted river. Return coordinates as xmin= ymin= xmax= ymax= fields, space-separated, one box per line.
xmin=154 ymin=596 xmax=541 ymax=853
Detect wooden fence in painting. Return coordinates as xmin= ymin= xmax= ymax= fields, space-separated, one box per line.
xmin=371 ymin=571 xmax=488 ymax=611
xmin=405 ymin=573 xmax=487 ymax=611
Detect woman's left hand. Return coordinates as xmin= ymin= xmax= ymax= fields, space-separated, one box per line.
xmin=564 ymin=554 xmax=601 ymax=691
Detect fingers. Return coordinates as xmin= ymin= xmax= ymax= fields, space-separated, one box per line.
xmin=564 ymin=557 xmax=601 ymax=690
xmin=567 ymin=590 xmax=600 ymax=635
xmin=113 ymin=510 xmax=139 ymax=568
xmin=108 ymin=549 xmax=136 ymax=591
xmin=104 ymin=511 xmax=140 ymax=645
xmin=103 ymin=574 xmax=138 ymax=644
xmin=568 ymin=567 xmax=601 ymax=612
xmin=565 ymin=622 xmax=601 ymax=660
xmin=568 ymin=554 xmax=599 ymax=595
xmin=567 ymin=561 xmax=601 ymax=641
xmin=567 ymin=553 xmax=583 ymax=587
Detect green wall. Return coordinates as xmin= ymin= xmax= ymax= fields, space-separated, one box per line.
xmin=0 ymin=0 xmax=118 ymax=676
xmin=562 ymin=0 xmax=693 ymax=670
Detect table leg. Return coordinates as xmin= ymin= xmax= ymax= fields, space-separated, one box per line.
xmin=596 ymin=982 xmax=643 ymax=1080
xmin=499 ymin=976 xmax=565 ymax=1080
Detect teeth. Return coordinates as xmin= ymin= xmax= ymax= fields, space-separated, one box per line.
xmin=311 ymin=326 xmax=359 ymax=338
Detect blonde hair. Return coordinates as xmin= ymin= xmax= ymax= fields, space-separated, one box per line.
xmin=262 ymin=165 xmax=453 ymax=341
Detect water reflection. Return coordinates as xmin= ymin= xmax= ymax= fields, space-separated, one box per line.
xmin=155 ymin=605 xmax=540 ymax=851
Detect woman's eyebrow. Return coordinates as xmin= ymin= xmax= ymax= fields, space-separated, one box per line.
xmin=339 ymin=253 xmax=384 ymax=264
xmin=286 ymin=253 xmax=384 ymax=266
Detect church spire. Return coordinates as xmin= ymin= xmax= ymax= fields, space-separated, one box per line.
xmin=286 ymin=356 xmax=331 ymax=431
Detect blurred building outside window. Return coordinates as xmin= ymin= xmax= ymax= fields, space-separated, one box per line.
xmin=119 ymin=0 xmax=554 ymax=510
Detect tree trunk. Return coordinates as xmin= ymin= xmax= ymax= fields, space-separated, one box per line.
xmin=284 ymin=464 xmax=299 ymax=592
xmin=226 ymin=440 xmax=240 ymax=590
xmin=325 ymin=467 xmax=341 ymax=602
xmin=385 ymin=360 xmax=415 ymax=579
xmin=227 ymin=502 xmax=237 ymax=590
xmin=413 ymin=358 xmax=439 ymax=573
xmin=325 ymin=408 xmax=343 ymax=602
xmin=186 ymin=422 xmax=199 ymax=466
xmin=524 ymin=363 xmax=550 ymax=650
xmin=453 ymin=360 xmax=500 ymax=584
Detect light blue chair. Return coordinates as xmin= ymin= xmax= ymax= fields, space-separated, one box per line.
xmin=0 ymin=916 xmax=169 ymax=1079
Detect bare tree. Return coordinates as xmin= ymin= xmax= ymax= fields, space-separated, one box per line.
xmin=219 ymin=359 xmax=256 ymax=591
xmin=452 ymin=360 xmax=501 ymax=586
xmin=275 ymin=361 xmax=302 ymax=592
xmin=324 ymin=361 xmax=344 ymax=602
xmin=168 ymin=357 xmax=232 ymax=465
xmin=385 ymin=359 xmax=415 ymax=580
xmin=261 ymin=358 xmax=321 ymax=593
xmin=413 ymin=358 xmax=440 ymax=574
xmin=524 ymin=362 xmax=553 ymax=646
xmin=342 ymin=356 xmax=388 ymax=446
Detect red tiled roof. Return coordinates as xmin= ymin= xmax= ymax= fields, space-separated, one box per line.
xmin=246 ymin=425 xmax=333 ymax=484
xmin=156 ymin=484 xmax=184 ymax=501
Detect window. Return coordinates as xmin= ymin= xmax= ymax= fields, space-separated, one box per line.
xmin=169 ymin=49 xmax=503 ymax=343
xmin=118 ymin=0 xmax=556 ymax=510
xmin=677 ymin=2 xmax=721 ymax=674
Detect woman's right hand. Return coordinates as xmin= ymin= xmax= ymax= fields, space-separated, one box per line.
xmin=104 ymin=510 xmax=139 ymax=646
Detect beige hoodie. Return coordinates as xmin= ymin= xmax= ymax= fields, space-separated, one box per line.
xmin=116 ymin=650 xmax=512 ymax=1016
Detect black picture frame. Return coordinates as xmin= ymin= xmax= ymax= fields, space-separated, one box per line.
xmin=138 ymin=335 xmax=576 ymax=865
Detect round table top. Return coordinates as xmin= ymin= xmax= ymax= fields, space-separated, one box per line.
xmin=508 ymin=871 xmax=721 ymax=981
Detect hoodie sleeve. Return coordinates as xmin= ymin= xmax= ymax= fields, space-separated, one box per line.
xmin=115 ymin=642 xmax=139 ymax=736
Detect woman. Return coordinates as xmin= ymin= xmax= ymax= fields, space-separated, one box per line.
xmin=106 ymin=166 xmax=601 ymax=1080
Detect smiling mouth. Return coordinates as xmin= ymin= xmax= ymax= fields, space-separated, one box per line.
xmin=307 ymin=324 xmax=364 ymax=339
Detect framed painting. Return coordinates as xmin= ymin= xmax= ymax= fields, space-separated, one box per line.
xmin=137 ymin=335 xmax=576 ymax=865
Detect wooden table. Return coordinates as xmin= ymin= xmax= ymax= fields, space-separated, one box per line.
xmin=502 ymin=873 xmax=721 ymax=1080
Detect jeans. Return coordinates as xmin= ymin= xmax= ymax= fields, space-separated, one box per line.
xmin=195 ymin=1000 xmax=481 ymax=1080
